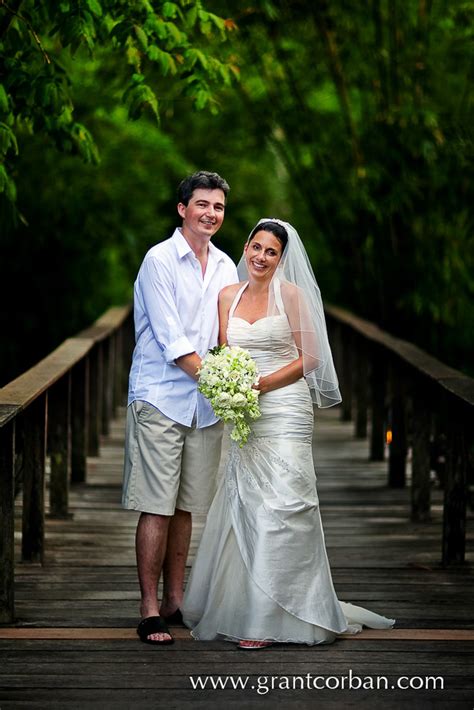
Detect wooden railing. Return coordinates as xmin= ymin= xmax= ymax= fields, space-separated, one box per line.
xmin=0 ymin=306 xmax=133 ymax=624
xmin=1 ymin=300 xmax=472 ymax=624
xmin=326 ymin=304 xmax=473 ymax=568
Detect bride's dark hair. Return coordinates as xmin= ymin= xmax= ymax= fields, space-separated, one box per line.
xmin=248 ymin=220 xmax=288 ymax=250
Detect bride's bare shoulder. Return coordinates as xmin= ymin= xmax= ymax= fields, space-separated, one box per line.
xmin=280 ymin=280 xmax=302 ymax=301
xmin=219 ymin=282 xmax=245 ymax=305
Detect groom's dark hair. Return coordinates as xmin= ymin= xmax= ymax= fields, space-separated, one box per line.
xmin=177 ymin=171 xmax=230 ymax=206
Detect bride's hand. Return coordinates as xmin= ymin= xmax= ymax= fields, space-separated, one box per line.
xmin=253 ymin=375 xmax=270 ymax=394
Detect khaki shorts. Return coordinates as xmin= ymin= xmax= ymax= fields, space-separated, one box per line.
xmin=122 ymin=401 xmax=224 ymax=516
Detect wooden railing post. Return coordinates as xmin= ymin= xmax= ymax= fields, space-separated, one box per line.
xmin=0 ymin=305 xmax=132 ymax=622
xmin=442 ymin=412 xmax=469 ymax=565
xmin=88 ymin=344 xmax=102 ymax=457
xmin=354 ymin=338 xmax=368 ymax=439
xmin=370 ymin=350 xmax=386 ymax=461
xmin=122 ymin=313 xmax=135 ymax=402
xmin=71 ymin=358 xmax=89 ymax=484
xmin=101 ymin=339 xmax=113 ymax=436
xmin=431 ymin=413 xmax=447 ymax=487
xmin=388 ymin=364 xmax=407 ymax=488
xmin=22 ymin=395 xmax=47 ymax=562
xmin=121 ymin=313 xmax=134 ymax=400
xmin=113 ymin=329 xmax=123 ymax=413
xmin=340 ymin=329 xmax=353 ymax=422
xmin=411 ymin=385 xmax=432 ymax=522
xmin=48 ymin=374 xmax=71 ymax=518
xmin=0 ymin=414 xmax=16 ymax=623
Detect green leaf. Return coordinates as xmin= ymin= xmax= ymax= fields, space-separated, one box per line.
xmin=85 ymin=0 xmax=103 ymax=17
xmin=134 ymin=25 xmax=148 ymax=51
xmin=123 ymin=82 xmax=159 ymax=122
xmin=126 ymin=44 xmax=142 ymax=70
xmin=186 ymin=6 xmax=198 ymax=27
xmin=165 ymin=21 xmax=186 ymax=44
xmin=162 ymin=2 xmax=179 ymax=19
xmin=0 ymin=85 xmax=9 ymax=115
xmin=194 ymin=88 xmax=210 ymax=110
xmin=144 ymin=16 xmax=168 ymax=41
xmin=110 ymin=20 xmax=134 ymax=46
xmin=0 ymin=123 xmax=19 ymax=157
xmin=207 ymin=12 xmax=226 ymax=37
xmin=147 ymin=46 xmax=177 ymax=75
xmin=185 ymin=48 xmax=208 ymax=70
xmin=0 ymin=164 xmax=6 ymax=191
xmin=0 ymin=164 xmax=17 ymax=202
xmin=70 ymin=122 xmax=100 ymax=164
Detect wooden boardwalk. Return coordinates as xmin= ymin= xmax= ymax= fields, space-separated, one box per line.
xmin=0 ymin=406 xmax=473 ymax=709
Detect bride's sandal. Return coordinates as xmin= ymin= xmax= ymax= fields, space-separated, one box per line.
xmin=237 ymin=640 xmax=274 ymax=650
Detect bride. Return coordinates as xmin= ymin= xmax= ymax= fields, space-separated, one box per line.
xmin=182 ymin=218 xmax=394 ymax=648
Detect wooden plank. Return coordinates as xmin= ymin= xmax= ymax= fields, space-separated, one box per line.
xmin=411 ymin=388 xmax=431 ymax=522
xmin=2 ymin=405 xmax=473 ymax=707
xmin=71 ymin=358 xmax=88 ymax=484
xmin=113 ymin=330 xmax=123 ymax=412
xmin=340 ymin=330 xmax=353 ymax=422
xmin=354 ymin=338 xmax=368 ymax=438
xmin=325 ymin=304 xmax=474 ymax=407
xmin=0 ymin=307 xmax=131 ymax=415
xmin=101 ymin=339 xmax=113 ymax=436
xmin=0 ymin=338 xmax=93 ymax=409
xmin=2 ymin=651 xmax=474 ymax=674
xmin=1 ymin=688 xmax=473 ymax=709
xmin=21 ymin=395 xmax=46 ymax=563
xmin=388 ymin=365 xmax=406 ymax=488
xmin=442 ymin=416 xmax=468 ymax=565
xmin=0 ymin=672 xmax=472 ymax=691
xmin=1 ymin=627 xmax=474 ymax=640
xmin=48 ymin=374 xmax=71 ymax=518
xmin=0 ymin=403 xmax=21 ymax=428
xmin=78 ymin=306 xmax=132 ymax=343
xmin=0 ymin=419 xmax=15 ymax=623
xmin=370 ymin=351 xmax=386 ymax=461
xmin=87 ymin=344 xmax=102 ymax=456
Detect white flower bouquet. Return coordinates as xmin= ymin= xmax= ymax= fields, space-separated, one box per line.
xmin=198 ymin=345 xmax=261 ymax=446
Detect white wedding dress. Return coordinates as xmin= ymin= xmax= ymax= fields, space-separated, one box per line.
xmin=182 ymin=281 xmax=395 ymax=644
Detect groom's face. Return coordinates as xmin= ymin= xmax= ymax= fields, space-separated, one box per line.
xmin=178 ymin=188 xmax=226 ymax=241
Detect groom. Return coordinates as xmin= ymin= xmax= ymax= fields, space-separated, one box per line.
xmin=122 ymin=171 xmax=238 ymax=644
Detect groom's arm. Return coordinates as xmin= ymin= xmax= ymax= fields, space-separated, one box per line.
xmin=175 ymin=352 xmax=201 ymax=380
xmin=140 ymin=256 xmax=200 ymax=376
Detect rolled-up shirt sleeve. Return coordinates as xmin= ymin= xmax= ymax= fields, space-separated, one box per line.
xmin=140 ymin=256 xmax=195 ymax=364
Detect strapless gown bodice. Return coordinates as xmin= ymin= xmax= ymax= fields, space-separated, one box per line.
xmin=227 ymin=308 xmax=313 ymax=441
xmin=227 ymin=313 xmax=298 ymax=374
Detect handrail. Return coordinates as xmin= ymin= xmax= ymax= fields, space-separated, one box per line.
xmin=0 ymin=304 xmax=133 ymax=624
xmin=325 ymin=303 xmax=473 ymax=571
xmin=1 ymin=299 xmax=471 ymax=626
xmin=326 ymin=305 xmax=474 ymax=406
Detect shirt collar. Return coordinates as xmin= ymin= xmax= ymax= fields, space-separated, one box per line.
xmin=172 ymin=228 xmax=225 ymax=263
xmin=172 ymin=228 xmax=193 ymax=259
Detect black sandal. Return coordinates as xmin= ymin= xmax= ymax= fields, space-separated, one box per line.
xmin=162 ymin=609 xmax=185 ymax=626
xmin=137 ymin=616 xmax=174 ymax=645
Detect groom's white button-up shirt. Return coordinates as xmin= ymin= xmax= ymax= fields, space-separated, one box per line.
xmin=128 ymin=228 xmax=238 ymax=428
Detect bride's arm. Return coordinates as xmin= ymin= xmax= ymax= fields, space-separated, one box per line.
xmin=218 ymin=285 xmax=240 ymax=345
xmin=256 ymin=357 xmax=304 ymax=394
xmin=256 ymin=283 xmax=318 ymax=395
